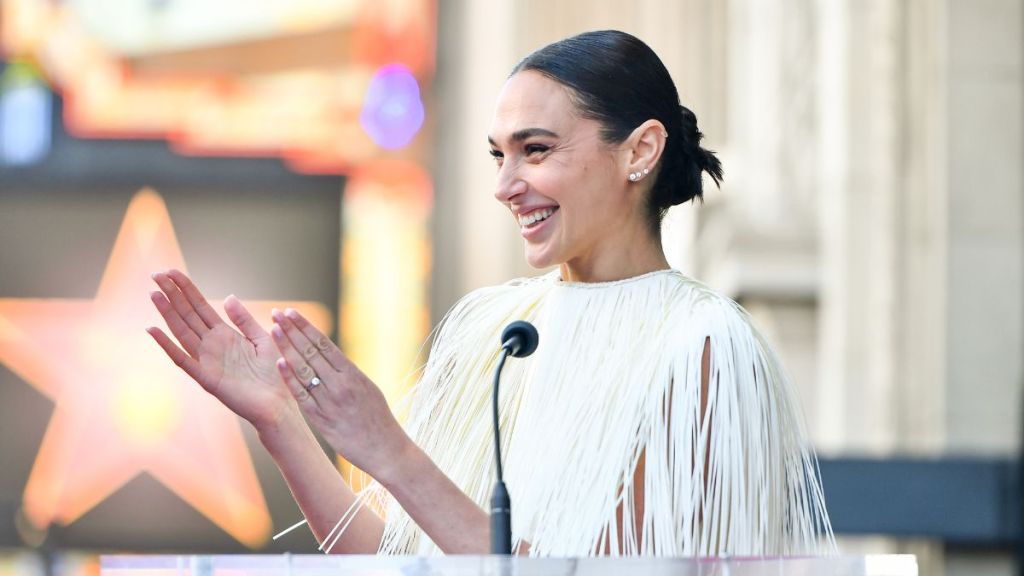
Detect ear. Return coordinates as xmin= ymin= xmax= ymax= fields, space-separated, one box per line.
xmin=623 ymin=120 xmax=668 ymax=184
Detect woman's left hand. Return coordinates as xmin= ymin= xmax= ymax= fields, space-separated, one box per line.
xmin=272 ymin=310 xmax=507 ymax=555
xmin=269 ymin=308 xmax=412 ymax=481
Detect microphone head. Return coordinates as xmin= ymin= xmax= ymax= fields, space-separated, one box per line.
xmin=500 ymin=320 xmax=539 ymax=358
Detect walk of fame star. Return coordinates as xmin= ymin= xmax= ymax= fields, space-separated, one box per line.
xmin=0 ymin=188 xmax=332 ymax=547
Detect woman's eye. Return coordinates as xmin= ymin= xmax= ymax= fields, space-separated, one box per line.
xmin=525 ymin=144 xmax=549 ymax=156
xmin=489 ymin=149 xmax=504 ymax=164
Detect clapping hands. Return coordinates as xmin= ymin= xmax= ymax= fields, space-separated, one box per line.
xmin=147 ymin=270 xmax=409 ymax=479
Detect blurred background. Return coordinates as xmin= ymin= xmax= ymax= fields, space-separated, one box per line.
xmin=0 ymin=0 xmax=1020 ymax=575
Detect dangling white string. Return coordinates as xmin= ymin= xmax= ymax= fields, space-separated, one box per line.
xmin=322 ymin=495 xmax=368 ymax=554
xmin=272 ymin=519 xmax=308 ymax=541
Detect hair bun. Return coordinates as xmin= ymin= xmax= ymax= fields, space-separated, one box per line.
xmin=678 ymin=105 xmax=697 ymax=146
xmin=676 ymin=105 xmax=723 ymax=197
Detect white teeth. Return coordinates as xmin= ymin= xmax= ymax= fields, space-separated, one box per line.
xmin=518 ymin=208 xmax=555 ymax=227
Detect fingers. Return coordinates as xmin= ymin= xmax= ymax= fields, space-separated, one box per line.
xmin=166 ymin=269 xmax=225 ymax=329
xmin=281 ymin=308 xmax=348 ymax=371
xmin=146 ymin=326 xmax=202 ymax=382
xmin=152 ymin=272 xmax=212 ymax=337
xmin=270 ymin=310 xmax=337 ymax=388
xmin=149 ymin=290 xmax=202 ymax=355
xmin=272 ymin=328 xmax=320 ymax=387
xmin=223 ymin=295 xmax=270 ymax=345
xmin=276 ymin=357 xmax=321 ymax=409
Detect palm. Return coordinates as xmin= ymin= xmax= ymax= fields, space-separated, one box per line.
xmin=195 ymin=325 xmax=281 ymax=419
xmin=148 ymin=270 xmax=291 ymax=429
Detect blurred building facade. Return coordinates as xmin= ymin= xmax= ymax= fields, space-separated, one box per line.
xmin=433 ymin=1 xmax=1022 ymax=575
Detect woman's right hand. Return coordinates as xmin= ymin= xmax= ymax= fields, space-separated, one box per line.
xmin=146 ymin=269 xmax=293 ymax=431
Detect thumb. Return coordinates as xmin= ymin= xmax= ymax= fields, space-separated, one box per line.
xmin=223 ymin=295 xmax=270 ymax=344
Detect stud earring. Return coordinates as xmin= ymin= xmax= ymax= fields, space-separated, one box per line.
xmin=643 ymin=168 xmax=650 ymax=176
xmin=628 ymin=172 xmax=638 ymax=182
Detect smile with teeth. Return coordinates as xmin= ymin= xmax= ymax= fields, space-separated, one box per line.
xmin=518 ymin=207 xmax=558 ymax=228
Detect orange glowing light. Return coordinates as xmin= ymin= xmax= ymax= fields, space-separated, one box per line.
xmin=0 ymin=188 xmax=332 ymax=548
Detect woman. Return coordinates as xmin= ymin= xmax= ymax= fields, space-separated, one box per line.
xmin=148 ymin=30 xmax=833 ymax=557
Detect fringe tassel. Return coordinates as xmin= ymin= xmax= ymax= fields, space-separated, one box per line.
xmin=360 ymin=270 xmax=834 ymax=556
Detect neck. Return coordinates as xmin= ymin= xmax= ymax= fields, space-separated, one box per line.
xmin=558 ymin=231 xmax=670 ymax=283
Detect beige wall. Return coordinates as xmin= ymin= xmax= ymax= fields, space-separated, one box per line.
xmin=945 ymin=0 xmax=1023 ymax=456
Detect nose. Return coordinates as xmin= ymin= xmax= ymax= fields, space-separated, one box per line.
xmin=494 ymin=164 xmax=528 ymax=205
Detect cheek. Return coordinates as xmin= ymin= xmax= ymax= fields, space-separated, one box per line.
xmin=530 ymin=160 xmax=619 ymax=234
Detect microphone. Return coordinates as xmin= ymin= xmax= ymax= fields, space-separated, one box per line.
xmin=501 ymin=320 xmax=539 ymax=358
xmin=491 ymin=320 xmax=539 ymax=555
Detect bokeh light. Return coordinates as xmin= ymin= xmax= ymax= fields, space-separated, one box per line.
xmin=359 ymin=64 xmax=424 ymax=150
xmin=0 ymin=63 xmax=52 ymax=166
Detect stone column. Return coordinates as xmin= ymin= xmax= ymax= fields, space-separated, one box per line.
xmin=817 ymin=0 xmax=899 ymax=454
xmin=432 ymin=0 xmax=526 ymax=319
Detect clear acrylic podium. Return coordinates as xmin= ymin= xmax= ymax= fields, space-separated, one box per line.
xmin=101 ymin=554 xmax=918 ymax=576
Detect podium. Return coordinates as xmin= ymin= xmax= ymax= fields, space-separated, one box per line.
xmin=101 ymin=554 xmax=918 ymax=575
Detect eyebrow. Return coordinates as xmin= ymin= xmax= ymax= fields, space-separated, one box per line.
xmin=488 ymin=128 xmax=560 ymax=147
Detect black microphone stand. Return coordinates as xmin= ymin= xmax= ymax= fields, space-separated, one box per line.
xmin=490 ymin=320 xmax=538 ymax=555
xmin=490 ymin=349 xmax=513 ymax=555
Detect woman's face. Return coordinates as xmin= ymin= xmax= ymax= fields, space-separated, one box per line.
xmin=488 ymin=71 xmax=639 ymax=271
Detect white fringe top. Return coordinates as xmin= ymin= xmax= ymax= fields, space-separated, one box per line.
xmin=353 ymin=269 xmax=834 ymax=557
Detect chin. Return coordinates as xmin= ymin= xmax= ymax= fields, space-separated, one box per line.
xmin=523 ymin=246 xmax=559 ymax=270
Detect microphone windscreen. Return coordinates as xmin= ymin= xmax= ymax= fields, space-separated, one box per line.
xmin=501 ymin=320 xmax=539 ymax=358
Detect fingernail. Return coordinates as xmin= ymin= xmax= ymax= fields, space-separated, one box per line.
xmin=271 ymin=308 xmax=284 ymax=321
xmin=285 ymin=308 xmax=299 ymax=319
xmin=271 ymin=325 xmax=284 ymax=339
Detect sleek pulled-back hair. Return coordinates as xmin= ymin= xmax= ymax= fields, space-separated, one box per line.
xmin=511 ymin=30 xmax=722 ymax=228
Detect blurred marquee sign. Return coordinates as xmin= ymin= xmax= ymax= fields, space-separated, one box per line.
xmin=0 ymin=0 xmax=434 ymax=171
xmin=0 ymin=0 xmax=435 ymax=547
xmin=62 ymin=0 xmax=364 ymax=56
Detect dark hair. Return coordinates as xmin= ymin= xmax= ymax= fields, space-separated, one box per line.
xmin=511 ymin=30 xmax=722 ymax=229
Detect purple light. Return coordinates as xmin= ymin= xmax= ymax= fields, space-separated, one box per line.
xmin=360 ymin=64 xmax=425 ymax=150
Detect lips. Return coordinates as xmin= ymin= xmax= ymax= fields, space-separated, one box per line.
xmin=517 ymin=206 xmax=559 ymax=241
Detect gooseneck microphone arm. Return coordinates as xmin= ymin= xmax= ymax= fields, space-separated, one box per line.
xmin=490 ymin=321 xmax=539 ymax=556
xmin=490 ymin=349 xmax=512 ymax=555
xmin=492 ymin=350 xmax=510 ymax=482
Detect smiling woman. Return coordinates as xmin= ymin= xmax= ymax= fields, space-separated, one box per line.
xmin=148 ymin=30 xmax=834 ymax=558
